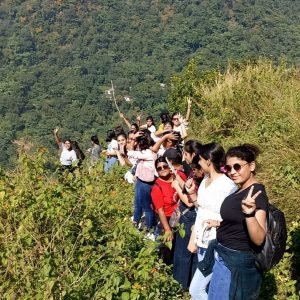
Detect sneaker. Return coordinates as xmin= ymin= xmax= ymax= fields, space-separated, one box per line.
xmin=144 ymin=232 xmax=155 ymax=241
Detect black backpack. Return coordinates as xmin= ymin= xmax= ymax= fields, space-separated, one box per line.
xmin=255 ymin=204 xmax=287 ymax=272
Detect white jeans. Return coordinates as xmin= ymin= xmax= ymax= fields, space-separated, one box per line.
xmin=189 ymin=248 xmax=212 ymax=300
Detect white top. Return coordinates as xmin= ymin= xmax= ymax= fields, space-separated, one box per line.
xmin=107 ymin=139 xmax=118 ymax=152
xmin=147 ymin=125 xmax=156 ymax=133
xmin=60 ymin=143 xmax=77 ymax=166
xmin=173 ymin=123 xmax=187 ymax=135
xmin=127 ymin=149 xmax=157 ymax=181
xmin=194 ymin=174 xmax=237 ymax=248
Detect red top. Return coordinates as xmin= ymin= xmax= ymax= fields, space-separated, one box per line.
xmin=151 ymin=171 xmax=187 ymax=217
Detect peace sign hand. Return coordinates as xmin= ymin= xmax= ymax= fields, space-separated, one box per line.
xmin=241 ymin=185 xmax=262 ymax=216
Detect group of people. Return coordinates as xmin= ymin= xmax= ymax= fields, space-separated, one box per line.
xmin=53 ymin=100 xmax=268 ymax=299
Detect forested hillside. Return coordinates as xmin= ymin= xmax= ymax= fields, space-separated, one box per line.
xmin=0 ymin=0 xmax=299 ymax=165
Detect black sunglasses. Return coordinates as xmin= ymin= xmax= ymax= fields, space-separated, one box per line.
xmin=225 ymin=163 xmax=249 ymax=173
xmin=156 ymin=165 xmax=169 ymax=172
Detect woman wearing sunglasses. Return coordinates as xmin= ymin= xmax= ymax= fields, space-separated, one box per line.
xmin=199 ymin=144 xmax=268 ymax=299
xmin=187 ymin=143 xmax=237 ymax=300
xmin=151 ymin=156 xmax=188 ymax=264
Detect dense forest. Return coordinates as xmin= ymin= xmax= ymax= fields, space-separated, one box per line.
xmin=0 ymin=0 xmax=299 ymax=165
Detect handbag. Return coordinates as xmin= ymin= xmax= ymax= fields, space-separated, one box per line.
xmin=169 ymin=207 xmax=181 ymax=227
xmin=169 ymin=205 xmax=191 ymax=227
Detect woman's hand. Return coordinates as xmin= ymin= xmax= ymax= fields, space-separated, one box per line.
xmin=164 ymin=229 xmax=174 ymax=241
xmin=184 ymin=178 xmax=196 ymax=195
xmin=241 ymin=185 xmax=262 ymax=216
xmin=134 ymin=131 xmax=143 ymax=139
xmin=53 ymin=127 xmax=59 ymax=134
xmin=202 ymin=219 xmax=220 ymax=229
xmin=171 ymin=180 xmax=179 ymax=189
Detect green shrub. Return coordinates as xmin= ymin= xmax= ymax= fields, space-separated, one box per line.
xmin=0 ymin=150 xmax=184 ymax=299
xmin=168 ymin=58 xmax=300 ymax=299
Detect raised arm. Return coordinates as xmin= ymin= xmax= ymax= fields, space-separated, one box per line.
xmin=119 ymin=113 xmax=131 ymax=130
xmin=171 ymin=180 xmax=193 ymax=207
xmin=150 ymin=132 xmax=179 ymax=153
xmin=242 ymin=186 xmax=267 ymax=246
xmin=53 ymin=128 xmax=61 ymax=146
xmin=185 ymin=97 xmax=192 ymax=123
xmin=136 ymin=115 xmax=141 ymax=128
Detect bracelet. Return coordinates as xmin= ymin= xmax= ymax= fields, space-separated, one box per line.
xmin=244 ymin=212 xmax=255 ymax=218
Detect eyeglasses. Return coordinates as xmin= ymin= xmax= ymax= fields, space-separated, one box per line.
xmin=172 ymin=118 xmax=179 ymax=121
xmin=224 ymin=163 xmax=249 ymax=173
xmin=156 ymin=165 xmax=169 ymax=172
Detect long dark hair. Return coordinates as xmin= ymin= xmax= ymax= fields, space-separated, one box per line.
xmin=184 ymin=140 xmax=202 ymax=155
xmin=72 ymin=141 xmax=85 ymax=162
xmin=106 ymin=130 xmax=116 ymax=142
xmin=136 ymin=129 xmax=154 ymax=150
xmin=198 ymin=142 xmax=225 ymax=173
xmin=91 ymin=135 xmax=99 ymax=145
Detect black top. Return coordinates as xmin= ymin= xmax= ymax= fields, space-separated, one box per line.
xmin=217 ymin=183 xmax=268 ymax=252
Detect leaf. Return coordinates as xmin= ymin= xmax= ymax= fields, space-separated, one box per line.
xmin=121 ymin=292 xmax=130 ymax=300
xmin=0 ymin=191 xmax=5 ymax=200
xmin=165 ymin=241 xmax=172 ymax=250
xmin=179 ymin=227 xmax=185 ymax=238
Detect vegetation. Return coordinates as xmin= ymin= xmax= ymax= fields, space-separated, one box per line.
xmin=169 ymin=59 xmax=300 ymax=298
xmin=0 ymin=152 xmax=185 ymax=299
xmin=0 ymin=60 xmax=299 ymax=298
xmin=0 ymin=0 xmax=300 ymax=166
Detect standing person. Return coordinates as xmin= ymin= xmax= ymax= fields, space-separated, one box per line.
xmin=157 ymin=112 xmax=171 ymax=130
xmin=200 ymin=144 xmax=268 ymax=300
xmin=103 ymin=130 xmax=118 ymax=173
xmin=151 ymin=156 xmax=187 ymax=264
xmin=87 ymin=135 xmax=102 ymax=165
xmin=140 ymin=116 xmax=156 ymax=133
xmin=162 ymin=149 xmax=199 ymax=289
xmin=127 ymin=130 xmax=157 ymax=230
xmin=171 ymin=112 xmax=188 ymax=140
xmin=187 ymin=143 xmax=237 ymax=300
xmin=183 ymin=139 xmax=203 ymax=176
xmin=53 ymin=128 xmax=77 ymax=171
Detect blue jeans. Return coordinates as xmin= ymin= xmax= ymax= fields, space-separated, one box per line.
xmin=208 ymin=252 xmax=231 ymax=300
xmin=133 ymin=178 xmax=155 ymax=229
xmin=189 ymin=248 xmax=212 ymax=300
xmin=104 ymin=156 xmax=118 ymax=173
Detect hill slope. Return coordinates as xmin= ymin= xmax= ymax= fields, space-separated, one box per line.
xmin=0 ymin=0 xmax=299 ymax=165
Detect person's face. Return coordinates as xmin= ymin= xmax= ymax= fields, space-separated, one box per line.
xmin=117 ymin=135 xmax=127 ymax=147
xmin=156 ymin=162 xmax=171 ymax=178
xmin=225 ymin=156 xmax=255 ymax=185
xmin=131 ymin=125 xmax=137 ymax=133
xmin=183 ymin=151 xmax=194 ymax=164
xmin=64 ymin=141 xmax=71 ymax=150
xmin=192 ymin=167 xmax=204 ymax=178
xmin=146 ymin=119 xmax=153 ymax=127
xmin=172 ymin=114 xmax=180 ymax=126
xmin=164 ymin=123 xmax=173 ymax=131
xmin=127 ymin=133 xmax=137 ymax=146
